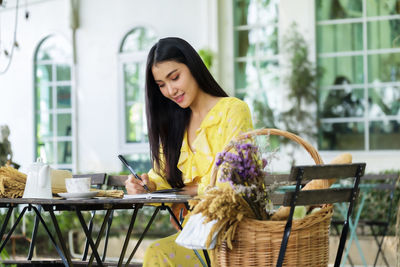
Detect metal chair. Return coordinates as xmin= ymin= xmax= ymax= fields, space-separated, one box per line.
xmin=332 ymin=172 xmax=399 ymax=267
xmin=271 ymin=163 xmax=366 ymax=267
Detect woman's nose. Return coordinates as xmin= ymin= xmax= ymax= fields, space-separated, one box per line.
xmin=167 ymin=83 xmax=178 ymax=96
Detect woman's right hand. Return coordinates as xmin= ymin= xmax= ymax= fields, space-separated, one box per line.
xmin=125 ymin=173 xmax=155 ymax=194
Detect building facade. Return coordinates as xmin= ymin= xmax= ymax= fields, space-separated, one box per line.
xmin=0 ymin=0 xmax=398 ymax=174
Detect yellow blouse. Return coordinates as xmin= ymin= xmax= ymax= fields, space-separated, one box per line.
xmin=148 ymin=97 xmax=254 ymax=195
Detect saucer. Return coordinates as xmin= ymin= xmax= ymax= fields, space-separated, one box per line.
xmin=58 ymin=191 xmax=98 ymax=199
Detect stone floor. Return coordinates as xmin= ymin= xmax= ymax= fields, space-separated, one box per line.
xmin=329 ymin=236 xmax=397 ymax=267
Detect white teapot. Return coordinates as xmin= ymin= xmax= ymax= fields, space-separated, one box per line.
xmin=22 ymin=158 xmax=52 ymax=199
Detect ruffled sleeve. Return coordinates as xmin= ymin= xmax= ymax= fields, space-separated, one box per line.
xmin=177 ymin=113 xmax=221 ymax=186
xmin=147 ymin=168 xmax=172 ymax=191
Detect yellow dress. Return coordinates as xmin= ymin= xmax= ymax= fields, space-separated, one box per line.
xmin=143 ymin=97 xmax=253 ymax=267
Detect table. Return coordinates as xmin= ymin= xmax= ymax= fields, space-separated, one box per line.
xmin=0 ymin=196 xmax=195 ymax=267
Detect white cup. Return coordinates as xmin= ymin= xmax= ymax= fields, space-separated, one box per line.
xmin=65 ymin=177 xmax=91 ymax=193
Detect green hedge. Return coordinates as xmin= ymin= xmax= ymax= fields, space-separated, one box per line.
xmin=332 ymin=170 xmax=400 ymax=236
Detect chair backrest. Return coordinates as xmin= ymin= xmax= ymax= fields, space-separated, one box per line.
xmin=271 ymin=163 xmax=366 ymax=267
xmin=106 ymin=175 xmax=129 ymax=189
xmin=72 ymin=173 xmax=107 ymax=189
xmin=269 ymin=163 xmax=366 ymax=206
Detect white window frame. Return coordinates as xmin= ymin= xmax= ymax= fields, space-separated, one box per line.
xmin=317 ymin=1 xmax=400 ymax=153
xmin=232 ymin=0 xmax=280 ymax=97
xmin=34 ymin=37 xmax=75 ymax=171
xmin=117 ymin=50 xmax=150 ymax=154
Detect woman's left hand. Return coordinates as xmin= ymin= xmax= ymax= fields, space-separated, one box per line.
xmin=182 ymin=184 xmax=198 ymax=197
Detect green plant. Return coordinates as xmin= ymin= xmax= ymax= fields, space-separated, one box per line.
xmin=0 ymin=249 xmax=13 ymax=267
xmin=280 ymin=23 xmax=320 ymax=161
xmin=198 ymin=48 xmax=213 ymax=69
xmin=248 ymin=23 xmax=320 ymax=164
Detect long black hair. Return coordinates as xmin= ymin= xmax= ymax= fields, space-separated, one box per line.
xmin=145 ymin=37 xmax=228 ymax=188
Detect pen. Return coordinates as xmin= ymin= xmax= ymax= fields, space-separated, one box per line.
xmin=118 ymin=155 xmax=150 ymax=192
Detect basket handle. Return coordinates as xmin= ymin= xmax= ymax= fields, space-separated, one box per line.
xmin=209 ymin=128 xmax=323 ymax=187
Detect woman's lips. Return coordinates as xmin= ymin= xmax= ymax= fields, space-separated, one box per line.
xmin=175 ymin=94 xmax=184 ymax=103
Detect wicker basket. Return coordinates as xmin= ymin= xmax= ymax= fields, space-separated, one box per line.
xmin=210 ymin=128 xmax=333 ymax=267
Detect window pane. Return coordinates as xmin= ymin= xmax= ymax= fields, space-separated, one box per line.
xmin=235 ymin=60 xmax=257 ymax=89
xmin=235 ymin=28 xmax=278 ymax=58
xmin=258 ymin=60 xmax=279 ymax=87
xmin=57 ymin=86 xmax=71 ymax=108
xmin=35 ymin=35 xmax=73 ymax=169
xmin=370 ymin=120 xmax=400 ymax=150
xmin=258 ymin=26 xmax=279 ymax=56
xmin=57 ymin=113 xmax=72 ymax=136
xmin=121 ymin=27 xmax=157 ymax=53
xmin=56 ymin=65 xmax=71 ymax=81
xmin=367 ymin=0 xmax=400 ymax=17
xmin=37 ymin=141 xmax=54 ymax=164
xmin=36 ymin=35 xmax=71 ymax=61
xmin=316 ymin=0 xmax=362 ymax=21
xmin=368 ymin=20 xmax=400 ymax=50
xmin=319 ymin=122 xmax=365 ymax=150
xmin=57 ymin=141 xmax=72 ymax=164
xmin=235 ymin=30 xmax=256 ymax=57
xmin=368 ymin=86 xmax=400 ymax=117
xmin=126 ymin=102 xmax=147 ymax=143
xmin=234 ymin=0 xmax=257 ymax=26
xmin=318 ymin=56 xmax=364 ymax=86
xmin=235 ymin=60 xmax=278 ymax=95
xmin=36 ymin=113 xmax=53 ymax=138
xmin=36 ymin=84 xmax=52 ymax=111
xmin=36 ymin=64 xmax=52 ymax=83
xmin=258 ymin=0 xmax=279 ymax=25
xmin=368 ymin=52 xmax=400 ymax=83
xmin=319 ymin=88 xmax=365 ymax=118
xmin=317 ymin=23 xmax=363 ymax=53
xmin=121 ymin=153 xmax=151 ymax=174
xmin=124 ymin=63 xmax=144 ymax=102
xmin=235 ymin=91 xmax=246 ymax=100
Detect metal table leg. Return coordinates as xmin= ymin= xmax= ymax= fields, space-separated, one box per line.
xmin=124 ymin=206 xmax=161 ymax=266
xmin=0 ymin=206 xmax=24 ymax=254
xmin=46 ymin=208 xmax=73 ymax=266
xmin=118 ymin=205 xmax=141 ymax=267
xmin=31 ymin=205 xmax=72 ymax=267
xmin=82 ymin=210 xmax=97 ymax=261
xmin=27 ymin=205 xmax=41 ymax=260
xmin=87 ymin=209 xmax=113 ymax=266
xmin=102 ymin=210 xmax=114 ymax=261
xmin=0 ymin=206 xmax=14 ymax=252
xmin=75 ymin=209 xmax=104 ymax=266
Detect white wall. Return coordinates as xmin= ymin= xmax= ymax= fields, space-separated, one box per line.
xmin=0 ymin=0 xmax=218 ymax=173
xmin=0 ymin=0 xmax=71 ymax=173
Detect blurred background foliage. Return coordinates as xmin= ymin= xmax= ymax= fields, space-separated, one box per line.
xmin=332 ymin=170 xmax=400 ymax=236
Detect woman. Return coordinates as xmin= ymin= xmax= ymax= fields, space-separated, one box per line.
xmin=125 ymin=37 xmax=253 ymax=266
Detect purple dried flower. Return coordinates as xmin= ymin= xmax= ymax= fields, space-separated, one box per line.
xmin=215 ymin=139 xmax=273 ymax=219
